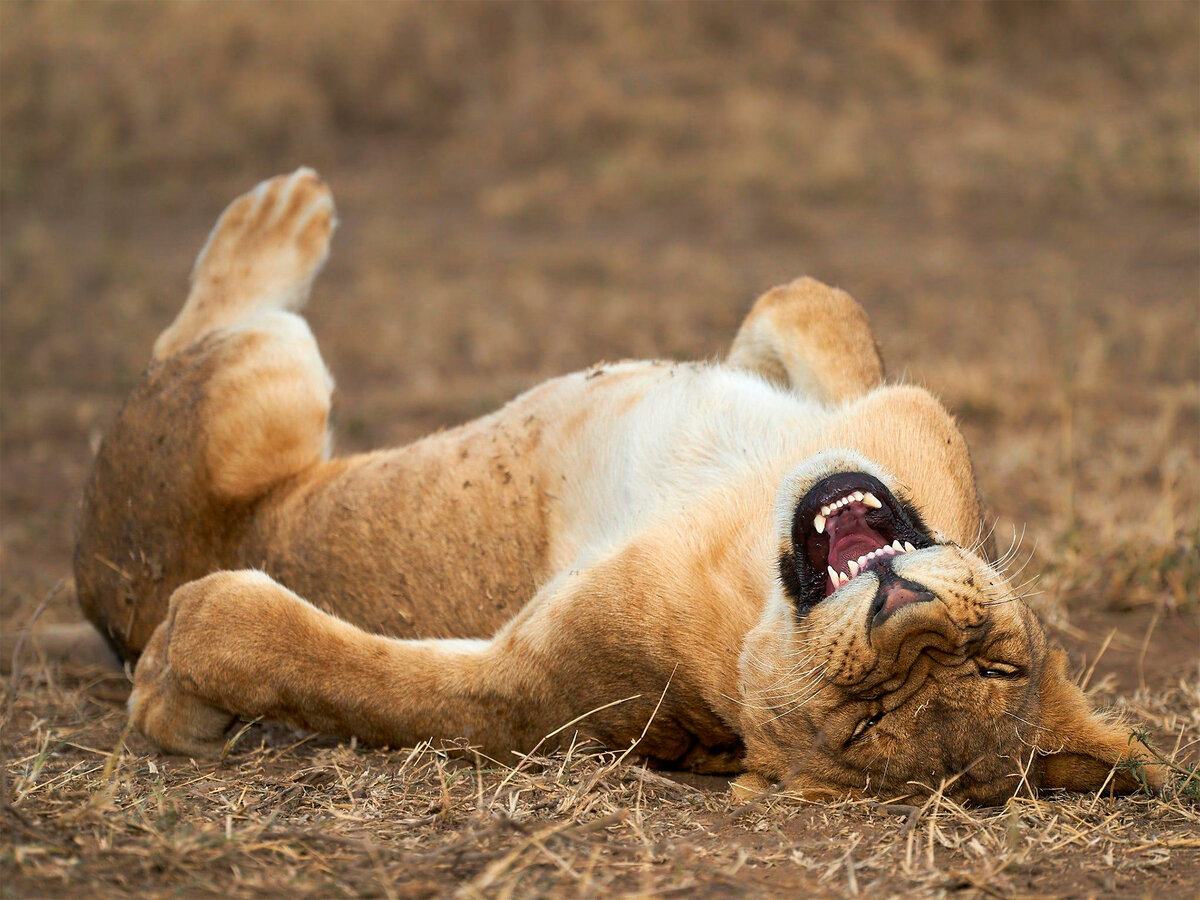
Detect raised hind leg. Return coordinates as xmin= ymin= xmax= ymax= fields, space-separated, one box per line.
xmin=75 ymin=171 xmax=339 ymax=659
xmin=727 ymin=276 xmax=884 ymax=405
xmin=147 ymin=167 xmax=340 ymax=501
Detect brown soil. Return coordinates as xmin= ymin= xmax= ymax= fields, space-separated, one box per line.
xmin=3 ymin=3 xmax=1198 ymax=897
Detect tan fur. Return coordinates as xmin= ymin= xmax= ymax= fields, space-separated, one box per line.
xmin=153 ymin=167 xmax=335 ymax=361
xmin=728 ymin=277 xmax=884 ymax=404
xmin=69 ymin=171 xmax=1162 ymax=802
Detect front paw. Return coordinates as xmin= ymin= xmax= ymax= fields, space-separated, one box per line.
xmin=129 ymin=616 xmax=236 ymax=757
xmin=129 ymin=570 xmax=298 ymax=755
xmin=730 ymin=772 xmax=774 ymax=801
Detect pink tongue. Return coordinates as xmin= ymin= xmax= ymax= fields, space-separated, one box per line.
xmin=824 ymin=503 xmax=888 ymax=595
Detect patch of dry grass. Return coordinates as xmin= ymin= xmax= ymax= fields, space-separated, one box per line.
xmin=2 ymin=649 xmax=1198 ymax=898
xmin=3 ymin=2 xmax=1197 ymax=208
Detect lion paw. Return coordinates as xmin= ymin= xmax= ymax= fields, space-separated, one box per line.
xmin=129 ymin=615 xmax=236 ymax=758
xmin=194 ymin=167 xmax=336 ymax=306
xmin=129 ymin=571 xmax=298 ymax=756
xmin=154 ymin=168 xmax=337 ymax=359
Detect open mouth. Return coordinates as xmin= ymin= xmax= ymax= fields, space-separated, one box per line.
xmin=783 ymin=471 xmax=935 ymax=612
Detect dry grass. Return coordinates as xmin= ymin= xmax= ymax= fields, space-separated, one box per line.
xmin=2 ymin=2 xmax=1198 ymax=897
xmin=3 ymin=656 xmax=1198 ymax=898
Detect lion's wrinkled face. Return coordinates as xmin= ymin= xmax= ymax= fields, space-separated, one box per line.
xmin=740 ymin=468 xmax=1053 ymax=805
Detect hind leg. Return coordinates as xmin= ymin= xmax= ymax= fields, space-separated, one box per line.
xmin=76 ymin=172 xmax=338 ymax=658
xmin=200 ymin=311 xmax=334 ymax=500
xmin=156 ymin=168 xmax=339 ymax=500
xmin=153 ymin=168 xmax=336 ymax=360
xmin=727 ymin=277 xmax=884 ymax=405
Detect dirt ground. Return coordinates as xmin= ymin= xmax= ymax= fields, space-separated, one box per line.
xmin=2 ymin=3 xmax=1198 ymax=897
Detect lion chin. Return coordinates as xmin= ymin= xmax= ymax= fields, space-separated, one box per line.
xmin=50 ymin=169 xmax=1164 ymax=804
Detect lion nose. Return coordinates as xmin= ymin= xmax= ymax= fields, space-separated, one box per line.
xmin=872 ymin=573 xmax=935 ymax=623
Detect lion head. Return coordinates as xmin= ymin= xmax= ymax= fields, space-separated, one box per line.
xmin=737 ymin=453 xmax=1163 ymax=804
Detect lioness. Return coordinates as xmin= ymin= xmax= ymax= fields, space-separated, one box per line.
xmin=70 ymin=169 xmax=1160 ymax=804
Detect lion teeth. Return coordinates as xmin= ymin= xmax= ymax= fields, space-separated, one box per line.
xmin=814 ymin=490 xmax=887 ymax=534
xmin=828 ymin=564 xmax=851 ymax=590
xmin=829 ymin=537 xmax=921 ymax=588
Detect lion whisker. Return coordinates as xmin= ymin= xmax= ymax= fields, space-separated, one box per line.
xmin=761 ymin=683 xmax=829 ymax=723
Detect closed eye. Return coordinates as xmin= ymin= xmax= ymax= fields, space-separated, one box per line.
xmin=848 ymin=711 xmax=884 ymax=744
xmin=978 ymin=662 xmax=1023 ymax=679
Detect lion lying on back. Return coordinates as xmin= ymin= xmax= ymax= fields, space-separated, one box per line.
xmin=68 ymin=170 xmax=1159 ymax=803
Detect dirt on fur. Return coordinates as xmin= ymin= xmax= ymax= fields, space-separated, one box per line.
xmin=2 ymin=3 xmax=1198 ymax=897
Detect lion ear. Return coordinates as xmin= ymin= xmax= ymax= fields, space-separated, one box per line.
xmin=1034 ymin=648 xmax=1163 ymax=795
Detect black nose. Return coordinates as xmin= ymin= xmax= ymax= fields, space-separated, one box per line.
xmin=871 ymin=571 xmax=935 ymax=624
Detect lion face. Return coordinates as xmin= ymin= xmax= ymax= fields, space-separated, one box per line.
xmin=738 ymin=463 xmax=1156 ymax=804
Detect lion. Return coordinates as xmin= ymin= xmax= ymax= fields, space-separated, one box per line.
xmin=61 ymin=169 xmax=1161 ymax=804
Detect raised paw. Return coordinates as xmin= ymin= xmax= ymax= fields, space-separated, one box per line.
xmin=153 ymin=168 xmax=337 ymax=359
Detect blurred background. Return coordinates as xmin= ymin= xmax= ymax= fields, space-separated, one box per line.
xmin=2 ymin=2 xmax=1197 ymax=658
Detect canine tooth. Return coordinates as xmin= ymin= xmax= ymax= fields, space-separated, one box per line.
xmin=828 ymin=565 xmax=839 ymax=583
xmin=892 ymin=540 xmax=903 ymax=551
xmin=848 ymin=559 xmax=860 ymax=577
xmin=862 ymin=492 xmax=883 ymax=509
xmin=904 ymin=541 xmax=916 ymax=552
xmin=814 ymin=514 xmax=826 ymax=534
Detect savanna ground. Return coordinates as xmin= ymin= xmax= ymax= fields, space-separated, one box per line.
xmin=2 ymin=3 xmax=1198 ymax=897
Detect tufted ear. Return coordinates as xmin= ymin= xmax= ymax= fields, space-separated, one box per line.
xmin=1034 ymin=648 xmax=1164 ymax=795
